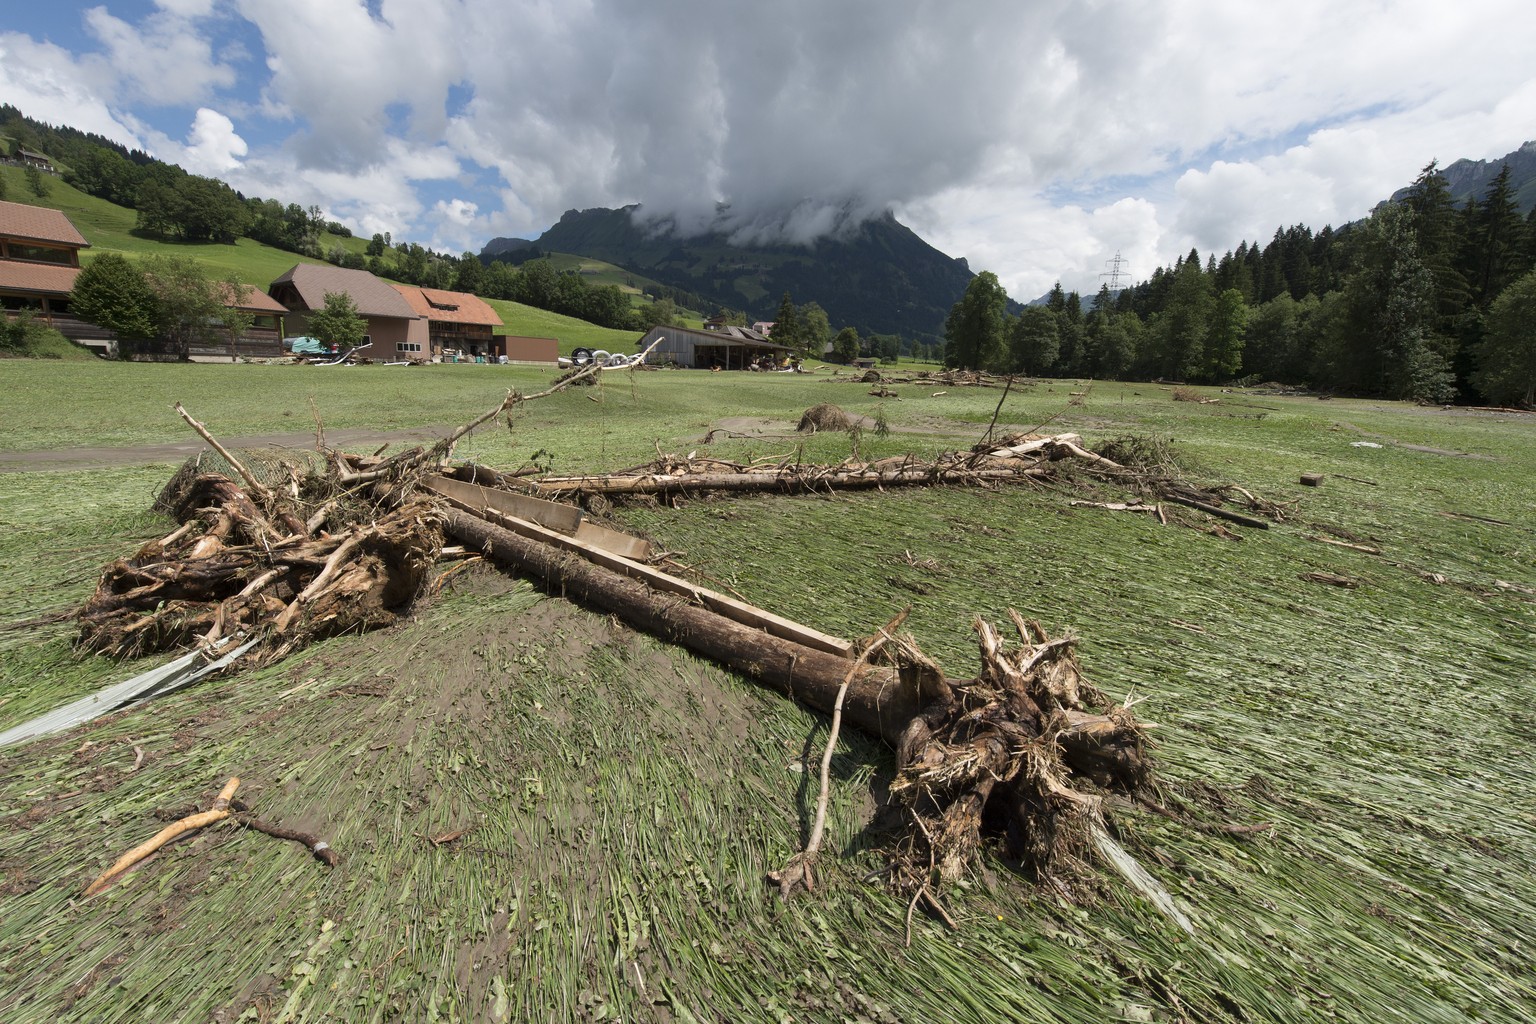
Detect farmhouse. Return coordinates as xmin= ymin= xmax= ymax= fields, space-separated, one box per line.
xmin=0 ymin=198 xmax=92 ymax=340
xmin=390 ymin=284 xmax=503 ymax=361
xmin=637 ymin=323 xmax=795 ymax=369
xmin=269 ymin=264 xmax=426 ymax=355
xmin=181 ymin=282 xmax=290 ymax=360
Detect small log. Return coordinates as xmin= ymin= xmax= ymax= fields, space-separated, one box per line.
xmin=1301 ymin=571 xmax=1358 ymax=588
xmin=85 ymin=777 xmax=239 ymax=896
xmin=1307 ymin=534 xmax=1381 ymax=555
xmin=1162 ymin=494 xmax=1270 ymax=529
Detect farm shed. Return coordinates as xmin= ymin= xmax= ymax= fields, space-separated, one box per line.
xmin=636 ymin=324 xmax=794 ymax=369
xmin=490 ymin=334 xmax=560 ymax=364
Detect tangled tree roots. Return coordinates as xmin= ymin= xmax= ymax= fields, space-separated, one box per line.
xmin=78 ymin=469 xmax=442 ymax=661
xmin=888 ymin=612 xmax=1151 ymax=902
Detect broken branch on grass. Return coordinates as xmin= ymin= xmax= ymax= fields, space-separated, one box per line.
xmin=234 ymin=814 xmax=340 ymax=866
xmin=84 ymin=776 xmax=240 ymax=897
xmin=1162 ymin=494 xmax=1270 ymax=529
xmin=770 ymin=608 xmax=910 ymax=899
xmin=1307 ymin=535 xmax=1381 ymax=555
xmin=174 ymin=404 xmax=274 ymax=506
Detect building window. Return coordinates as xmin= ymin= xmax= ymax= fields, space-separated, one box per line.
xmin=397 ymin=342 xmax=423 ymax=353
xmin=3 ymin=243 xmax=73 ymax=265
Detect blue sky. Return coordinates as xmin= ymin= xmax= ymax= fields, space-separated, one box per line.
xmin=3 ymin=1 xmax=1533 ymax=299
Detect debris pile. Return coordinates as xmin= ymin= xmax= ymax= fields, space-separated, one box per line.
xmin=77 ymin=475 xmax=441 ymax=661
xmin=61 ymin=376 xmax=1286 ymax=920
xmin=889 ymin=614 xmax=1148 ymax=905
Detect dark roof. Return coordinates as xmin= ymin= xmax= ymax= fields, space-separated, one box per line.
xmin=0 ymin=201 xmax=90 ymax=248
xmin=217 ymin=282 xmax=288 ymax=314
xmin=270 ymin=264 xmax=419 ymax=319
xmin=0 ymin=261 xmax=80 ymax=296
xmin=642 ymin=324 xmax=792 ymax=352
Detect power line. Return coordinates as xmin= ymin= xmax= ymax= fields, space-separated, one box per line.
xmin=1099 ymin=251 xmax=1129 ymax=290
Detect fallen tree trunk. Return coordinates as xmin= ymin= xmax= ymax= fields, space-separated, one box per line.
xmin=444 ymin=510 xmax=927 ymax=741
xmin=529 ymin=465 xmax=1036 ymax=498
xmin=446 ymin=509 xmax=1152 ymax=900
xmin=445 ymin=510 xmax=1141 ymax=775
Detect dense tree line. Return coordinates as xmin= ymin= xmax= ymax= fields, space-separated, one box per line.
xmin=947 ymin=162 xmax=1536 ymax=404
xmin=70 ymin=252 xmax=258 ymax=360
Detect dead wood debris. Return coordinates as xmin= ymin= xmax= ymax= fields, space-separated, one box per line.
xmin=74 ymin=344 xmax=667 ymax=664
xmin=84 ymin=777 xmax=340 ymax=897
xmin=1301 ymin=571 xmax=1360 ymax=588
xmin=65 ymin=374 xmax=1291 ymax=924
xmin=829 ymin=368 xmax=1011 ymax=388
xmin=884 ymin=612 xmax=1155 ymax=916
xmin=84 ymin=777 xmax=241 ymax=896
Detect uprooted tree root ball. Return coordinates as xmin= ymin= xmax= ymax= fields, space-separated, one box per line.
xmin=881 ymin=613 xmax=1152 ymax=915
xmin=77 ymin=468 xmax=442 ymax=661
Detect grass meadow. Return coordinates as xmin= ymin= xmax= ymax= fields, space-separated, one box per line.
xmin=0 ymin=359 xmax=1533 ymax=1022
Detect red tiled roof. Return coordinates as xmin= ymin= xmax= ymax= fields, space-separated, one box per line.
xmin=269 ymin=264 xmax=419 ymax=319
xmin=0 ymin=201 xmax=89 ymax=248
xmin=217 ymin=281 xmax=288 ymax=314
xmin=0 ymin=260 xmax=81 ymax=296
xmin=391 ymin=284 xmax=504 ymax=326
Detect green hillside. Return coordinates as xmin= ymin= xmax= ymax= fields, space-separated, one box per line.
xmin=0 ymin=167 xmax=637 ymax=352
xmin=532 ymin=252 xmax=708 ymax=324
xmin=0 ymin=165 xmax=361 ymax=290
xmin=480 ymin=296 xmax=639 ymax=351
xmin=542 ymin=252 xmax=647 ymax=298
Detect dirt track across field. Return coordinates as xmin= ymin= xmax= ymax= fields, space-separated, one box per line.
xmin=0 ymin=428 xmax=450 ymax=474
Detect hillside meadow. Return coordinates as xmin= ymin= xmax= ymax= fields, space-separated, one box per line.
xmin=0 ymin=360 xmax=1533 ymax=1022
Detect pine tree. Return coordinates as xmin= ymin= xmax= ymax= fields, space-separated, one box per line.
xmin=1460 ymin=165 xmax=1526 ymax=309
xmin=771 ymin=292 xmax=802 ymax=352
xmin=1472 ymin=268 xmax=1536 ymax=405
xmin=1335 ymin=203 xmax=1450 ymax=400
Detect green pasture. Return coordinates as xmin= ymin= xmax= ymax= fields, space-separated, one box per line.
xmin=543 ymin=252 xmax=650 ymax=297
xmin=0 ymin=365 xmax=1533 ymax=1022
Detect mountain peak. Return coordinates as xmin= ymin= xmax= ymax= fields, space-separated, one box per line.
xmin=480 ymin=205 xmax=974 ymax=340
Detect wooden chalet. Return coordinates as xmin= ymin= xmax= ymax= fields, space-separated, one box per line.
xmin=390 ymin=284 xmax=504 ymax=361
xmin=0 ymin=199 xmax=99 ymax=346
xmin=183 ymin=283 xmax=291 ymax=360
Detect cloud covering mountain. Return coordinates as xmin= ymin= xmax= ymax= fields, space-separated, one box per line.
xmin=2 ymin=0 xmax=1533 ymax=298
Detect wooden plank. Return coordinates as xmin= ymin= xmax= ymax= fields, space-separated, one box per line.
xmin=443 ymin=495 xmax=853 ymax=658
xmin=424 ymin=475 xmax=583 ymax=533
xmin=573 ymin=519 xmax=651 ymax=561
xmin=425 ymin=475 xmax=652 ymax=559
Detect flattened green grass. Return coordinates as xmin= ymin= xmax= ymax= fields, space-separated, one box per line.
xmin=1 ymin=370 xmax=1533 ymax=1021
